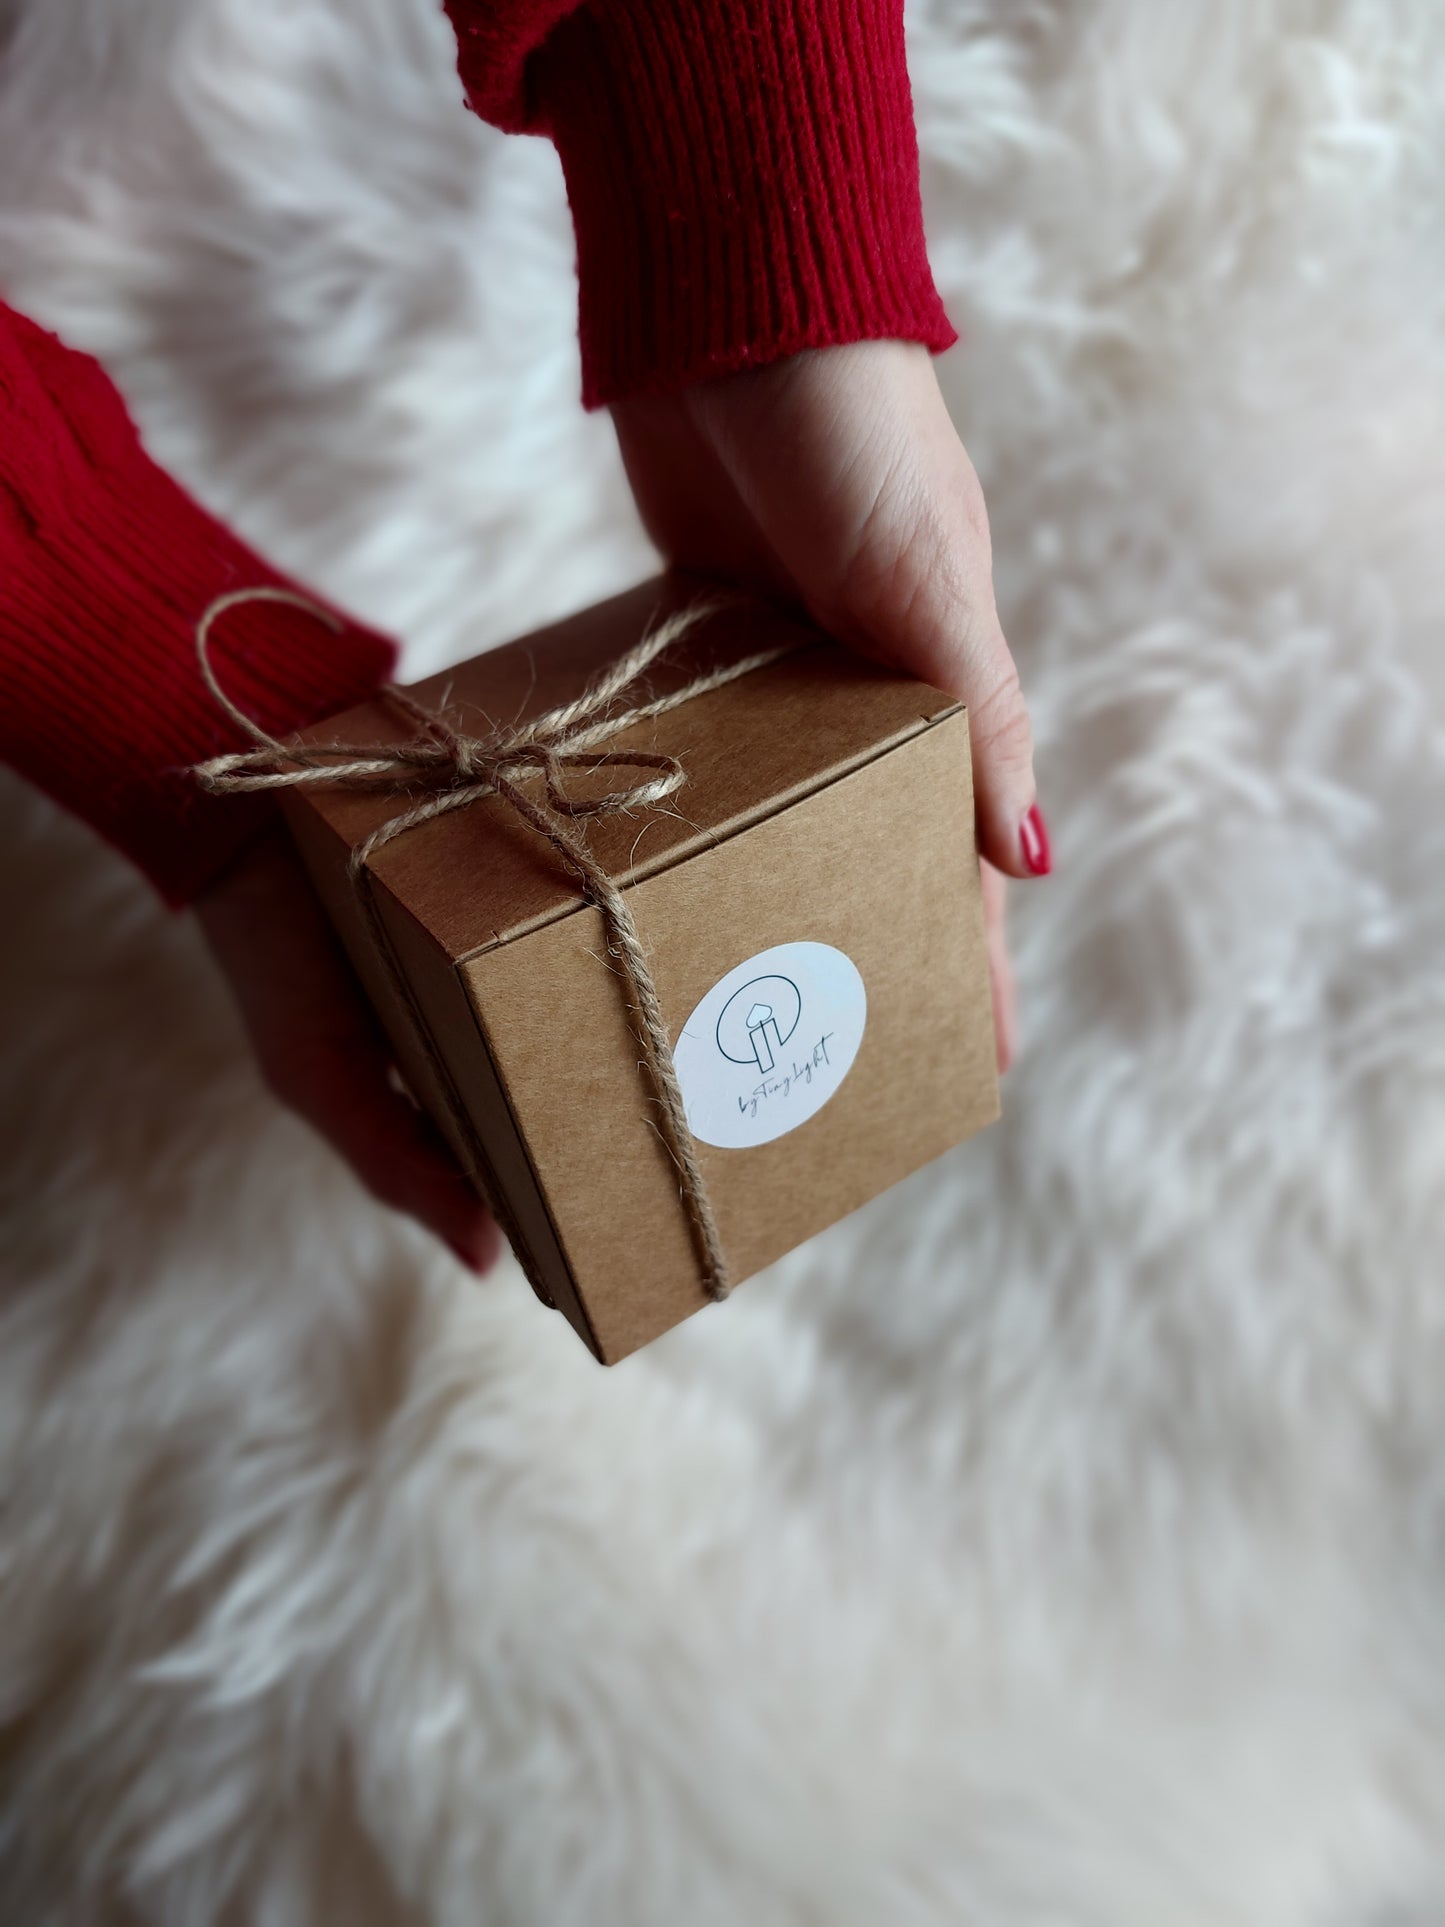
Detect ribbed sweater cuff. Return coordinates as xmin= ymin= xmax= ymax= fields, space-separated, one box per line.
xmin=533 ymin=0 xmax=957 ymax=407
xmin=0 ymin=547 xmax=395 ymax=909
xmin=0 ymin=310 xmax=395 ymax=906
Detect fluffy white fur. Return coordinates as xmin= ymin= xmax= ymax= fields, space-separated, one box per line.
xmin=2 ymin=1 xmax=1444 ymax=1919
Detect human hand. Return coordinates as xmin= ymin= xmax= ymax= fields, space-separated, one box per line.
xmin=612 ymin=339 xmax=1047 ymax=1071
xmin=195 ymin=823 xmax=501 ymax=1271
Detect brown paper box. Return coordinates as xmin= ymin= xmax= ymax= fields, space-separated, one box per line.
xmin=281 ymin=574 xmax=999 ymax=1363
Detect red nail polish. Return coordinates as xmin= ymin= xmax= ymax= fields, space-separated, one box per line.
xmin=444 ymin=1238 xmax=482 ymax=1275
xmin=1019 ymin=802 xmax=1052 ymax=877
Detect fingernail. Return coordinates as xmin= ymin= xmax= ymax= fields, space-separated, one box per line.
xmin=1019 ymin=802 xmax=1052 ymax=877
xmin=444 ymin=1238 xmax=482 ymax=1275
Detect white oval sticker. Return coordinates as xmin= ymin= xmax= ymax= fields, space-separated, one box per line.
xmin=673 ymin=941 xmax=867 ymax=1150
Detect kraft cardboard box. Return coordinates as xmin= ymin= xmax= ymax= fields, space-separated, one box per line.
xmin=281 ymin=574 xmax=999 ymax=1363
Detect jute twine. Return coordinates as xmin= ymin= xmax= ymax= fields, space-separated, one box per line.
xmin=192 ymin=585 xmax=797 ymax=1301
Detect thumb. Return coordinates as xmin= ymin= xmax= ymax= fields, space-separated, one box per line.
xmin=689 ymin=341 xmax=1049 ymax=881
xmin=833 ymin=465 xmax=1046 ymax=880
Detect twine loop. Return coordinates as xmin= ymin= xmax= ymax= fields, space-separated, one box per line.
xmin=192 ymin=586 xmax=796 ymax=1302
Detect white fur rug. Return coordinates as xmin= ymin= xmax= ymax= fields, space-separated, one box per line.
xmin=3 ymin=2 xmax=1444 ymax=1920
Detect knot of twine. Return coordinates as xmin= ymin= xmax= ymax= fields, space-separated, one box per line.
xmin=193 ymin=586 xmax=797 ymax=1302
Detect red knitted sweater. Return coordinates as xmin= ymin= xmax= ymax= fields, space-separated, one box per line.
xmin=0 ymin=0 xmax=953 ymax=905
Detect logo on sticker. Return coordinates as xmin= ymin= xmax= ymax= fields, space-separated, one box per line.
xmin=673 ymin=942 xmax=867 ymax=1150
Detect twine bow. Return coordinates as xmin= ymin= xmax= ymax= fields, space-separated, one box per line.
xmin=192 ymin=585 xmax=797 ymax=1302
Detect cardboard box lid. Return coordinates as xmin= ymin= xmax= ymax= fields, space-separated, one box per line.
xmin=289 ymin=573 xmax=960 ymax=962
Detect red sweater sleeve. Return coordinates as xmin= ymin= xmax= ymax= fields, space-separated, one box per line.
xmin=443 ymin=0 xmax=955 ymax=407
xmin=0 ymin=302 xmax=396 ymax=906
xmin=1 ymin=2 xmax=945 ymax=908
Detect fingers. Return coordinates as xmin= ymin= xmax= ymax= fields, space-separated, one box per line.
xmin=950 ymin=612 xmax=1049 ymax=884
xmin=843 ymin=479 xmax=1044 ymax=880
xmin=196 ymin=828 xmax=500 ymax=1272
xmin=261 ymin=1025 xmax=501 ymax=1273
